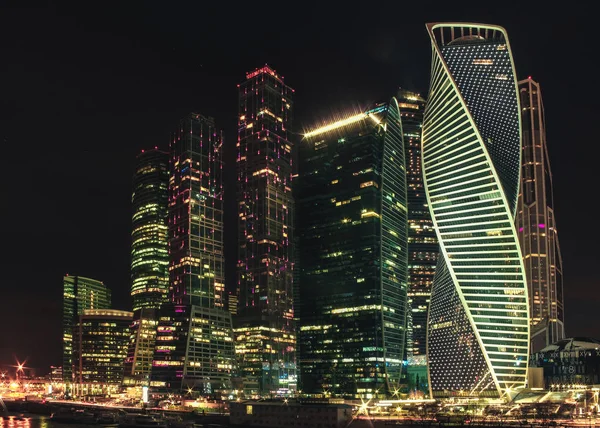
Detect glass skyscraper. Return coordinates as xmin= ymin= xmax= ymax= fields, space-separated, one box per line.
xmin=398 ymin=89 xmax=438 ymax=394
xmin=150 ymin=113 xmax=235 ymax=395
xmin=126 ymin=149 xmax=169 ymax=387
xmin=517 ymin=78 xmax=564 ymax=353
xmin=62 ymin=275 xmax=111 ymax=383
xmin=235 ymin=66 xmax=296 ymax=396
xmin=422 ymin=23 xmax=529 ymax=399
xmin=297 ymin=99 xmax=408 ymax=399
xmin=72 ymin=309 xmax=133 ymax=396
xmin=168 ymin=114 xmax=225 ymax=308
xmin=130 ymin=148 xmax=169 ymax=312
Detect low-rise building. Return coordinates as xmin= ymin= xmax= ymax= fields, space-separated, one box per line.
xmin=230 ymin=399 xmax=353 ymax=428
xmin=530 ymin=337 xmax=600 ymax=388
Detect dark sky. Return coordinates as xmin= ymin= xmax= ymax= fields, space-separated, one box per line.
xmin=1 ymin=2 xmax=597 ymax=374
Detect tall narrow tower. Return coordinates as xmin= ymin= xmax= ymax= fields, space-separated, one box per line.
xmin=235 ymin=65 xmax=296 ymax=395
xmin=130 ymin=148 xmax=169 ymax=312
xmin=422 ymin=23 xmax=529 ymax=399
xmin=124 ymin=148 xmax=169 ymax=387
xmin=150 ymin=114 xmax=234 ymax=395
xmin=517 ymin=78 xmax=564 ymax=352
xmin=398 ymin=89 xmax=438 ymax=393
xmin=168 ymin=114 xmax=225 ymax=308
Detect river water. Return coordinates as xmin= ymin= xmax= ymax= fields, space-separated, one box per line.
xmin=1 ymin=414 xmax=230 ymax=428
xmin=2 ymin=414 xmax=80 ymax=428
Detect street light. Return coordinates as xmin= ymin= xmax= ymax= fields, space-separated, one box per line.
xmin=11 ymin=359 xmax=27 ymax=387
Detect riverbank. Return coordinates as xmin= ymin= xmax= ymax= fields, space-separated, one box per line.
xmin=2 ymin=399 xmax=230 ymax=426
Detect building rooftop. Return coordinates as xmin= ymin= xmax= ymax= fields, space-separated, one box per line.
xmin=539 ymin=337 xmax=600 ymax=352
xmin=82 ymin=309 xmax=134 ymax=318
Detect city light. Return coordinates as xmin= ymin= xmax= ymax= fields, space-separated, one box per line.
xmin=423 ymin=22 xmax=528 ymax=398
xmin=303 ymin=112 xmax=369 ymax=138
xmin=0 ymin=12 xmax=590 ymax=428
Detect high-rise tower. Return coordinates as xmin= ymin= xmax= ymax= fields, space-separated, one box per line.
xmin=125 ymin=148 xmax=169 ymax=387
xmin=150 ymin=114 xmax=234 ymax=395
xmin=235 ymin=65 xmax=296 ymax=395
xmin=130 ymin=148 xmax=169 ymax=312
xmin=297 ymin=100 xmax=408 ymax=399
xmin=422 ymin=23 xmax=529 ymax=399
xmin=517 ymin=78 xmax=564 ymax=353
xmin=397 ymin=89 xmax=438 ymax=393
xmin=62 ymin=275 xmax=111 ymax=383
xmin=168 ymin=114 xmax=225 ymax=308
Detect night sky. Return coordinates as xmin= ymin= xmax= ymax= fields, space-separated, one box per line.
xmin=1 ymin=2 xmax=597 ymax=374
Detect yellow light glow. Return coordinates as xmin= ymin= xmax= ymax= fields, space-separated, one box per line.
xmin=398 ymin=102 xmax=419 ymax=110
xmin=368 ymin=114 xmax=381 ymax=125
xmin=304 ymin=112 xmax=368 ymax=138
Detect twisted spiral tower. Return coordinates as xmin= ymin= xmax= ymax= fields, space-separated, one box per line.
xmin=422 ymin=23 xmax=529 ymax=399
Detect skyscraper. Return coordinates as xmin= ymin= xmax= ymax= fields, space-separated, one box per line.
xmin=235 ymin=65 xmax=296 ymax=395
xmin=125 ymin=148 xmax=169 ymax=387
xmin=130 ymin=148 xmax=169 ymax=312
xmin=168 ymin=114 xmax=225 ymax=308
xmin=297 ymin=99 xmax=408 ymax=399
xmin=422 ymin=23 xmax=529 ymax=399
xmin=397 ymin=89 xmax=437 ymax=393
xmin=62 ymin=275 xmax=111 ymax=383
xmin=517 ymin=78 xmax=564 ymax=353
xmin=72 ymin=309 xmax=132 ymax=396
xmin=150 ymin=114 xmax=235 ymax=395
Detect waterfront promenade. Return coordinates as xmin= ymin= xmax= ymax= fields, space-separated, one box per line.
xmin=1 ymin=398 xmax=229 ymax=426
xmin=3 ymin=397 xmax=600 ymax=428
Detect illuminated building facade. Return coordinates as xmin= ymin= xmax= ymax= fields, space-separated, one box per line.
xmin=62 ymin=275 xmax=111 ymax=383
xmin=422 ymin=23 xmax=529 ymax=398
xmin=297 ymin=99 xmax=408 ymax=399
xmin=235 ymin=66 xmax=296 ymax=395
xmin=48 ymin=366 xmax=63 ymax=383
xmin=530 ymin=337 xmax=600 ymax=387
xmin=397 ymin=89 xmax=437 ymax=392
xmin=123 ymin=308 xmax=158 ymax=386
xmin=72 ymin=309 xmax=133 ymax=396
xmin=127 ymin=149 xmax=169 ymax=387
xmin=517 ymin=78 xmax=564 ymax=353
xmin=168 ymin=114 xmax=225 ymax=308
xmin=151 ymin=304 xmax=235 ymax=395
xmin=150 ymin=113 xmax=234 ymax=395
xmin=227 ymin=291 xmax=238 ymax=316
xmin=130 ymin=148 xmax=169 ymax=312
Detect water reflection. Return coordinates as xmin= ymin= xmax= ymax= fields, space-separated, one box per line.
xmin=1 ymin=415 xmax=31 ymax=428
xmin=2 ymin=415 xmax=53 ymax=428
